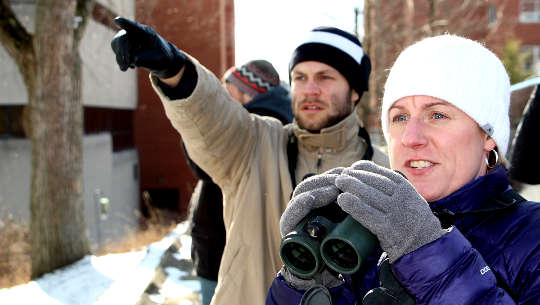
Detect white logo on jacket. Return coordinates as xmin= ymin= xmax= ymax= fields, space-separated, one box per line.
xmin=480 ymin=266 xmax=491 ymax=275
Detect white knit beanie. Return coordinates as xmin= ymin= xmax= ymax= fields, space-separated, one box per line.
xmin=381 ymin=34 xmax=511 ymax=155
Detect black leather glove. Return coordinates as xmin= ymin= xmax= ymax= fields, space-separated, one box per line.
xmin=110 ymin=16 xmax=186 ymax=79
xmin=362 ymin=255 xmax=415 ymax=305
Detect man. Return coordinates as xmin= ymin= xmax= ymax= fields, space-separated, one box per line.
xmin=111 ymin=17 xmax=388 ymax=305
xmin=221 ymin=60 xmax=293 ymax=125
xmin=188 ymin=60 xmax=292 ymax=305
xmin=509 ymin=85 xmax=540 ymax=190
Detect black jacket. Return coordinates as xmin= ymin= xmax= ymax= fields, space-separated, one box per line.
xmin=510 ymin=85 xmax=540 ymax=184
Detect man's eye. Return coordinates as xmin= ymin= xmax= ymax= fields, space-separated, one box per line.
xmin=293 ymin=75 xmax=305 ymax=81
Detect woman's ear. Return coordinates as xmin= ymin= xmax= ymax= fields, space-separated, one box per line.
xmin=484 ymin=135 xmax=497 ymax=152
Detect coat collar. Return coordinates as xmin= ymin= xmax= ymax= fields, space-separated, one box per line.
xmin=292 ymin=111 xmax=362 ymax=152
xmin=429 ymin=166 xmax=510 ymax=216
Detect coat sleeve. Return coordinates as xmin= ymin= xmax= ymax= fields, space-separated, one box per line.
xmin=149 ymin=55 xmax=277 ymax=189
xmin=265 ymin=274 xmax=359 ymax=305
xmin=392 ymin=228 xmax=521 ymax=305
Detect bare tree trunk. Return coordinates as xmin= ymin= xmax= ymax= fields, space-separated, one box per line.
xmin=29 ymin=0 xmax=89 ymax=278
xmin=1 ymin=0 xmax=93 ymax=278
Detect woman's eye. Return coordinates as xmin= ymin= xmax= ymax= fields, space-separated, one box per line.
xmin=433 ymin=113 xmax=446 ymax=119
xmin=392 ymin=114 xmax=407 ymax=122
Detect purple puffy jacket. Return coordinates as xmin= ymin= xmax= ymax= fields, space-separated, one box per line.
xmin=266 ymin=166 xmax=540 ymax=304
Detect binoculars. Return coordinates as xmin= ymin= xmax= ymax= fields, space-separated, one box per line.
xmin=280 ymin=201 xmax=379 ymax=278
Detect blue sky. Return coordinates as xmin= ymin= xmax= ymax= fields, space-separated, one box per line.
xmin=234 ymin=0 xmax=363 ymax=81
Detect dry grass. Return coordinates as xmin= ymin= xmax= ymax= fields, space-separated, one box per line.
xmin=0 ymin=206 xmax=183 ymax=288
xmin=97 ymin=208 xmax=181 ymax=255
xmin=0 ymin=215 xmax=31 ymax=288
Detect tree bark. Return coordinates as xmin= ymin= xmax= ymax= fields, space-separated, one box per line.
xmin=1 ymin=0 xmax=93 ymax=278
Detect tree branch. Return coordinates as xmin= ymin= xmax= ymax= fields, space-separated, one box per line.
xmin=0 ymin=0 xmax=34 ymax=70
xmin=73 ymin=0 xmax=96 ymax=46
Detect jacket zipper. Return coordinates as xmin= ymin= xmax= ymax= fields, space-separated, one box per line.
xmin=316 ymin=149 xmax=323 ymax=173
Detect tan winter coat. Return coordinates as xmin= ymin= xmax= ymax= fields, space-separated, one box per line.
xmin=150 ymin=57 xmax=389 ymax=305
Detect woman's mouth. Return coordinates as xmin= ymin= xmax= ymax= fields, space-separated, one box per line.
xmin=409 ymin=160 xmax=433 ymax=169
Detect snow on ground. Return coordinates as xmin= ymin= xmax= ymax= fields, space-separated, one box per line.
xmin=0 ymin=222 xmax=201 ymax=305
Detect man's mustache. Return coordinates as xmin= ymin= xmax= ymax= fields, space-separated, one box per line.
xmin=295 ymin=98 xmax=327 ymax=108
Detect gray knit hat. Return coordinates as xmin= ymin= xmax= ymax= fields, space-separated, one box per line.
xmin=224 ymin=60 xmax=280 ymax=97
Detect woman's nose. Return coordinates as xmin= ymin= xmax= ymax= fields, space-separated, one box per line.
xmin=401 ymin=118 xmax=428 ymax=148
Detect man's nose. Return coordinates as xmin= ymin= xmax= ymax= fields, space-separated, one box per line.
xmin=304 ymin=79 xmax=321 ymax=96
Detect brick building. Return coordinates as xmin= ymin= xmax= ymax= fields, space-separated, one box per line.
xmin=134 ymin=0 xmax=235 ymax=218
xmin=363 ymin=0 xmax=540 ymax=146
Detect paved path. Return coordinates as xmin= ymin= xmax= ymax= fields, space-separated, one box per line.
xmin=137 ymin=224 xmax=202 ymax=305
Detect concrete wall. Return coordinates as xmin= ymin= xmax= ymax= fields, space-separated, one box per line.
xmin=0 ymin=134 xmax=139 ymax=252
xmin=0 ymin=1 xmax=139 ymax=251
xmin=0 ymin=138 xmax=31 ymax=218
xmin=0 ymin=1 xmax=137 ymax=108
xmin=81 ymin=19 xmax=137 ymax=109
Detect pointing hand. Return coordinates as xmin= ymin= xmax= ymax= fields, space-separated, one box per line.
xmin=110 ymin=17 xmax=186 ymax=79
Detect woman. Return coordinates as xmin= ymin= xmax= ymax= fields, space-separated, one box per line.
xmin=267 ymin=35 xmax=540 ymax=304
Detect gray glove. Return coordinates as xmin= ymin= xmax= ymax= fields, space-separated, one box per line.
xmin=335 ymin=161 xmax=445 ymax=262
xmin=279 ymin=168 xmax=345 ymax=290
xmin=280 ymin=167 xmax=344 ymax=237
xmin=280 ymin=266 xmax=343 ymax=291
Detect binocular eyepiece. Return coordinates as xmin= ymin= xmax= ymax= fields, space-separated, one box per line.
xmin=280 ymin=201 xmax=378 ymax=278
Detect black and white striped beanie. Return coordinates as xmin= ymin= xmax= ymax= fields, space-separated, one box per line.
xmin=289 ymin=26 xmax=371 ymax=99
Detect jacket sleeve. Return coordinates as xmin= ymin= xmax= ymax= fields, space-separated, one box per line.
xmin=392 ymin=228 xmax=518 ymax=305
xmin=149 ymin=55 xmax=276 ymax=189
xmin=266 ymin=274 xmax=358 ymax=305
xmin=181 ymin=140 xmax=212 ymax=181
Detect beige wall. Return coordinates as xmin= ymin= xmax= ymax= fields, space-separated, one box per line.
xmin=0 ymin=1 xmax=137 ymax=109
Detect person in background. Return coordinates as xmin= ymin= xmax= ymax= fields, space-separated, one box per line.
xmin=111 ymin=17 xmax=388 ymax=305
xmin=509 ymin=85 xmax=540 ymax=190
xmin=186 ymin=59 xmax=292 ymax=305
xmin=268 ymin=35 xmax=540 ymax=304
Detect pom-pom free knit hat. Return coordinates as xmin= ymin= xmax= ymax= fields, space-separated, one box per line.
xmin=289 ymin=27 xmax=371 ymax=99
xmin=224 ymin=60 xmax=280 ymax=97
xmin=381 ymin=34 xmax=511 ymax=155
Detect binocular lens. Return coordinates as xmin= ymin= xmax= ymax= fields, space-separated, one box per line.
xmin=280 ymin=237 xmax=322 ymax=277
xmin=282 ymin=243 xmax=316 ymax=273
xmin=322 ymin=239 xmax=358 ymax=270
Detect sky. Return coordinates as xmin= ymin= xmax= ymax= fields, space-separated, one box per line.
xmin=0 ymin=222 xmax=201 ymax=305
xmin=234 ymin=0 xmax=364 ymax=81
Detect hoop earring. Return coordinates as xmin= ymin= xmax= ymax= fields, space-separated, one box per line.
xmin=485 ymin=149 xmax=499 ymax=169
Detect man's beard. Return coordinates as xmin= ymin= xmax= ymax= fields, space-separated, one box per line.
xmin=293 ymin=90 xmax=354 ymax=132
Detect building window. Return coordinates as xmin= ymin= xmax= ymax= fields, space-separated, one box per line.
xmin=488 ymin=4 xmax=497 ymax=25
xmin=84 ymin=107 xmax=134 ymax=152
xmin=0 ymin=106 xmax=27 ymax=138
xmin=519 ymin=0 xmax=540 ymax=23
xmin=522 ymin=45 xmax=540 ymax=74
